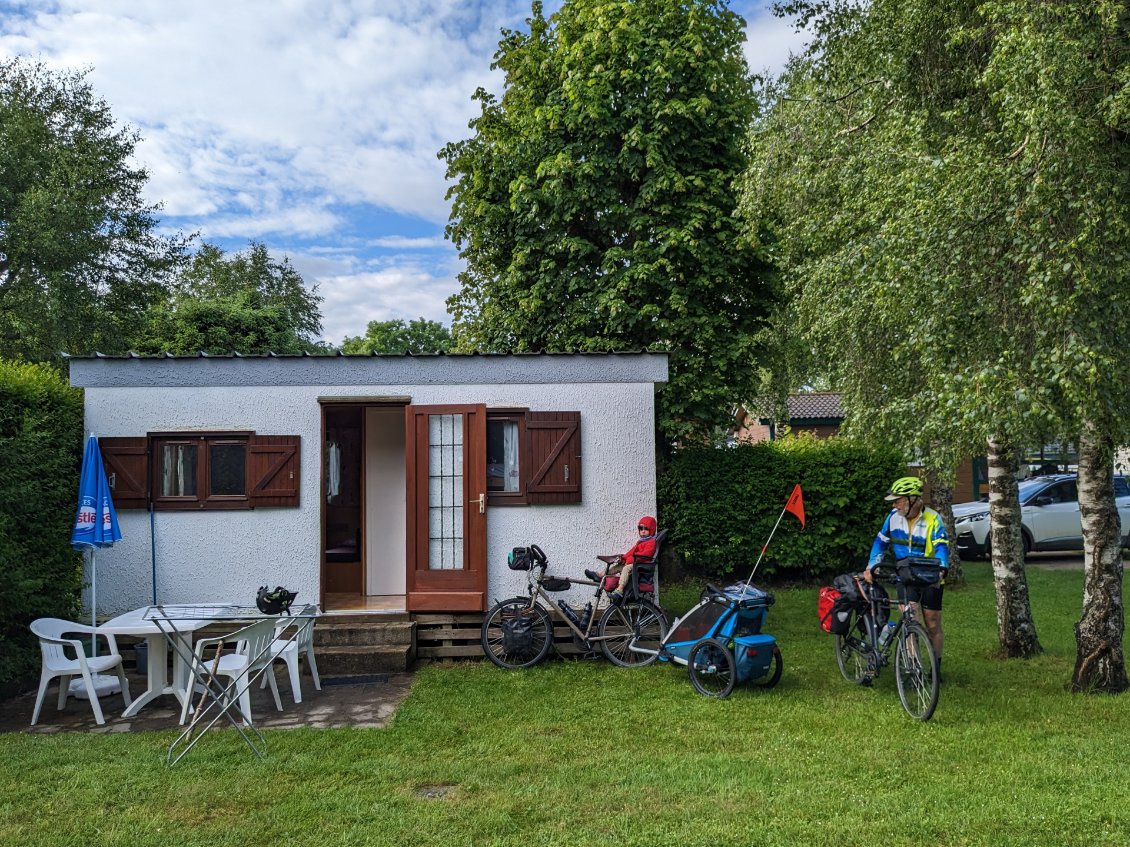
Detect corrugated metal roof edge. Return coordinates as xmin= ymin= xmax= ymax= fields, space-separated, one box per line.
xmin=62 ymin=349 xmax=665 ymax=360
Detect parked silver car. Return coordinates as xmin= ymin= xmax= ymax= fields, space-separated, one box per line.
xmin=953 ymin=473 xmax=1130 ymax=558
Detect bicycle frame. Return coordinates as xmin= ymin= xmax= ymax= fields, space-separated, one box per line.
xmin=524 ymin=566 xmax=612 ymax=647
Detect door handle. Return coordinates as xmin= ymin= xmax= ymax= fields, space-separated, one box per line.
xmin=478 ymin=493 xmax=486 ymax=514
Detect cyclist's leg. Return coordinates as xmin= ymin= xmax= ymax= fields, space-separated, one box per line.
xmin=920 ymin=584 xmax=944 ymax=672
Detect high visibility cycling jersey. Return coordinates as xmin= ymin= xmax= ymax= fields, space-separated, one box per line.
xmin=868 ymin=506 xmax=950 ymax=569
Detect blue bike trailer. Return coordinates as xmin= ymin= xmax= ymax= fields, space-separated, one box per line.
xmin=660 ymin=582 xmax=775 ymax=666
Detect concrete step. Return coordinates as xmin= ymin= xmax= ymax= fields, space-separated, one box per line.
xmin=314 ymin=621 xmax=415 ymax=648
xmin=316 ymin=644 xmax=414 ymax=675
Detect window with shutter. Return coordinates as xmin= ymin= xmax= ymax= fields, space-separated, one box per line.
xmin=101 ymin=432 xmax=300 ymax=510
xmin=99 ymin=437 xmax=149 ymax=509
xmin=525 ymin=412 xmax=581 ymax=505
xmin=249 ymin=435 xmax=301 ymax=507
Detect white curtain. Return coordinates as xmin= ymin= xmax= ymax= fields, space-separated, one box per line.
xmin=502 ymin=423 xmax=519 ymax=492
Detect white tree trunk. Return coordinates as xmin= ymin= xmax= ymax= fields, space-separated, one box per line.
xmin=987 ymin=436 xmax=1041 ymax=657
xmin=1072 ymin=422 xmax=1128 ymax=692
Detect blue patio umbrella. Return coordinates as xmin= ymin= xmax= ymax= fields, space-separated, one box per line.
xmin=71 ymin=433 xmax=122 ymax=671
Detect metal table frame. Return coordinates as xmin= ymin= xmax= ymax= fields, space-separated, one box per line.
xmin=144 ymin=603 xmax=319 ymax=766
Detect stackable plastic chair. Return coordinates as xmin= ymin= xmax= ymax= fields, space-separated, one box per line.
xmin=261 ymin=617 xmax=321 ymax=704
xmin=180 ymin=617 xmax=282 ymax=726
xmin=29 ymin=618 xmax=132 ymax=726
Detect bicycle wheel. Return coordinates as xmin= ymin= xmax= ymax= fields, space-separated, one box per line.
xmin=688 ymin=638 xmax=736 ymax=698
xmin=834 ymin=611 xmax=872 ymax=684
xmin=481 ymin=597 xmax=554 ymax=669
xmin=598 ymin=599 xmax=667 ymax=667
xmin=895 ymin=622 xmax=939 ymax=720
xmin=751 ymin=645 xmax=783 ymax=689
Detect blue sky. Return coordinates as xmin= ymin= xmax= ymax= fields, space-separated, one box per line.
xmin=1 ymin=1 xmax=809 ymax=345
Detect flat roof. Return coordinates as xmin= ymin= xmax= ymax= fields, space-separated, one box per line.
xmin=68 ymin=351 xmax=669 ymax=388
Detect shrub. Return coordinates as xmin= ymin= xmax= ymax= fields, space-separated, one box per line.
xmin=0 ymin=360 xmax=84 ymax=685
xmin=657 ymin=434 xmax=904 ymax=580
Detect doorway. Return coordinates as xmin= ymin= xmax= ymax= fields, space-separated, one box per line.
xmin=321 ymin=403 xmax=408 ymax=612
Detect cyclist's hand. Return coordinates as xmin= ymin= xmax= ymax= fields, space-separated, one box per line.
xmin=862 ymin=568 xmax=874 ymax=584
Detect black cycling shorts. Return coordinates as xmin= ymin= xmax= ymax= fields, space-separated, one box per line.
xmin=898 ymin=582 xmax=944 ymax=612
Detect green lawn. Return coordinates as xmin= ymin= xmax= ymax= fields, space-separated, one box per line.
xmin=2 ymin=565 xmax=1128 ymax=847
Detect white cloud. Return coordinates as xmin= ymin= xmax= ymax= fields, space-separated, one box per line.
xmin=314 ymin=263 xmax=459 ymax=345
xmin=740 ymin=7 xmax=811 ymax=79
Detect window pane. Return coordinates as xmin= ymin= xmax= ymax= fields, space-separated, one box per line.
xmin=487 ymin=420 xmax=520 ymax=493
xmin=210 ymin=443 xmax=246 ymax=496
xmin=161 ymin=443 xmax=197 ymax=497
xmin=428 ymin=414 xmax=464 ymax=570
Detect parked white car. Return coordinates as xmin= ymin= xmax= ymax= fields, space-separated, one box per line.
xmin=953 ymin=473 xmax=1130 ymax=558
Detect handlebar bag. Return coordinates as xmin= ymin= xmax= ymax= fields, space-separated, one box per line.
xmin=508 ymin=547 xmax=534 ymax=571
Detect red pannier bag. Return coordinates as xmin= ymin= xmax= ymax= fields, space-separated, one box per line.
xmin=818 ymin=586 xmax=842 ymax=633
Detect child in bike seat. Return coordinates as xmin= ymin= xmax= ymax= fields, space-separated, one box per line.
xmin=585 ymin=515 xmax=658 ymax=605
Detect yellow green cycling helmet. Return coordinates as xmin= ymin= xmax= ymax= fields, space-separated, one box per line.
xmin=884 ymin=476 xmax=923 ymax=500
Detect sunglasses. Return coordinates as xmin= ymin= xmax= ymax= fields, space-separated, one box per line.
xmin=638 ymin=525 xmax=649 ymax=531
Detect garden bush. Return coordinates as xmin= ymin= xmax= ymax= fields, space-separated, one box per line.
xmin=0 ymin=360 xmax=84 ymax=685
xmin=657 ymin=434 xmax=904 ymax=580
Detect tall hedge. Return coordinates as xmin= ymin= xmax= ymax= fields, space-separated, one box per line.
xmin=0 ymin=360 xmax=84 ymax=685
xmin=657 ymin=435 xmax=904 ymax=580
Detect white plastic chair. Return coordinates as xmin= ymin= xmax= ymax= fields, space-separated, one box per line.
xmin=30 ymin=618 xmax=132 ymax=726
xmin=180 ymin=618 xmax=282 ymax=726
xmin=261 ymin=617 xmax=321 ymax=704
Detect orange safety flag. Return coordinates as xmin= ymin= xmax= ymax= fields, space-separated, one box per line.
xmin=785 ymin=483 xmax=805 ymax=528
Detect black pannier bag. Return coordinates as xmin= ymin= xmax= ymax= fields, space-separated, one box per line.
xmin=508 ymin=547 xmax=534 ymax=571
xmin=831 ymin=572 xmax=890 ymax=628
xmin=501 ymin=608 xmax=535 ymax=653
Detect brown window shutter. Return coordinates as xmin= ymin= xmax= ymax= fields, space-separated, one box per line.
xmin=99 ymin=437 xmax=149 ymax=509
xmin=248 ymin=435 xmax=301 ymax=507
xmin=525 ymin=412 xmax=581 ymax=504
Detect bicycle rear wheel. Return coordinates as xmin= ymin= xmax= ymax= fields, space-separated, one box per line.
xmin=481 ymin=597 xmax=554 ymax=669
xmin=598 ymin=599 xmax=667 ymax=667
xmin=895 ymin=622 xmax=939 ymax=720
xmin=834 ymin=611 xmax=872 ymax=684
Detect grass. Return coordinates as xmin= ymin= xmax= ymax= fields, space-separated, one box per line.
xmin=2 ymin=565 xmax=1129 ymax=847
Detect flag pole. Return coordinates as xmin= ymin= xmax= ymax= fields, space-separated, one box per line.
xmin=743 ymin=507 xmax=789 ymax=592
xmin=743 ymin=484 xmax=805 ymax=592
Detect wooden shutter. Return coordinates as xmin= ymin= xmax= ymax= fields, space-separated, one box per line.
xmin=525 ymin=412 xmax=581 ymax=504
xmin=99 ymin=437 xmax=149 ymax=509
xmin=248 ymin=435 xmax=300 ymax=507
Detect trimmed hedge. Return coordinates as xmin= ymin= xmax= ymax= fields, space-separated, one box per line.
xmin=657 ymin=435 xmax=904 ymax=580
xmin=0 ymin=360 xmax=84 ymax=685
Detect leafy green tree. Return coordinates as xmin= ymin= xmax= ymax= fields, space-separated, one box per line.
xmin=748 ymin=1 xmax=1130 ymax=687
xmin=440 ymin=0 xmax=773 ymax=440
xmin=136 ymin=242 xmax=323 ymax=354
xmin=341 ymin=318 xmax=453 ymax=354
xmin=0 ymin=59 xmax=186 ymax=362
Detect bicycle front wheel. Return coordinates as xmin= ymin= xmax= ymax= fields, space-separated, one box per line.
xmin=834 ymin=610 xmax=872 ymax=684
xmin=895 ymin=622 xmax=939 ymax=720
xmin=481 ymin=597 xmax=554 ymax=669
xmin=598 ymin=599 xmax=667 ymax=667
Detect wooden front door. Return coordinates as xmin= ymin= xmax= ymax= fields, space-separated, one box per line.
xmin=405 ymin=404 xmax=488 ymax=611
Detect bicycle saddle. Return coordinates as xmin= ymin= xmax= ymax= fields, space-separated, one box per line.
xmin=596 ymin=554 xmax=620 ymax=564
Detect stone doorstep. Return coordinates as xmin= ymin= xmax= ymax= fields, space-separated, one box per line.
xmin=314 ymin=620 xmax=416 ymax=648
xmin=316 ymin=644 xmax=413 ymax=675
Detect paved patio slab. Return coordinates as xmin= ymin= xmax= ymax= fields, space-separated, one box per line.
xmin=0 ymin=667 xmax=415 ymax=734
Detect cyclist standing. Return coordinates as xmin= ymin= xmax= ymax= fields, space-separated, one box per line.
xmin=864 ymin=476 xmax=949 ymax=680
